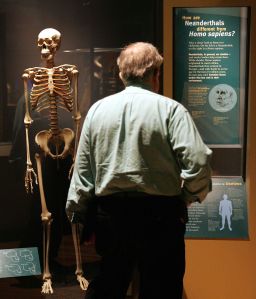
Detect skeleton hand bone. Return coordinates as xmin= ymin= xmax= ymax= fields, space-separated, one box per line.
xmin=25 ymin=163 xmax=38 ymax=193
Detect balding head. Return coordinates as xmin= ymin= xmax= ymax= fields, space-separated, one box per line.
xmin=117 ymin=42 xmax=163 ymax=86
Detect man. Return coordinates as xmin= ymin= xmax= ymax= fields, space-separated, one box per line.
xmin=66 ymin=42 xmax=212 ymax=299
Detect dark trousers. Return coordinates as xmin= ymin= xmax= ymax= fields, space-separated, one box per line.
xmin=85 ymin=193 xmax=187 ymax=299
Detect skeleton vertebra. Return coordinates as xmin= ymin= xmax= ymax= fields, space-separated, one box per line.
xmin=22 ymin=28 xmax=88 ymax=294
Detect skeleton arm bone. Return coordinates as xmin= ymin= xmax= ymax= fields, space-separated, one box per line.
xmin=69 ymin=68 xmax=81 ymax=178
xmin=71 ymin=223 xmax=89 ymax=290
xmin=22 ymin=72 xmax=38 ymax=193
xmin=72 ymin=68 xmax=81 ymax=159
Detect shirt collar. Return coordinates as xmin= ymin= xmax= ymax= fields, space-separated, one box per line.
xmin=125 ymin=82 xmax=153 ymax=92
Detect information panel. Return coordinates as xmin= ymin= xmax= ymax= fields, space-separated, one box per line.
xmin=185 ymin=177 xmax=248 ymax=239
xmin=173 ymin=7 xmax=248 ymax=145
xmin=172 ymin=7 xmax=249 ymax=239
xmin=0 ymin=247 xmax=41 ymax=278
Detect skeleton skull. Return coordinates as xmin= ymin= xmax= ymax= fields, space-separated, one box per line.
xmin=215 ymin=88 xmax=233 ymax=107
xmin=37 ymin=28 xmax=61 ymax=62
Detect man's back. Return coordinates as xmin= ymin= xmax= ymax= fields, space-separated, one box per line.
xmin=86 ymin=85 xmax=209 ymax=198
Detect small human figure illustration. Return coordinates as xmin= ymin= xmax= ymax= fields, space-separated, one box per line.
xmin=219 ymin=193 xmax=233 ymax=231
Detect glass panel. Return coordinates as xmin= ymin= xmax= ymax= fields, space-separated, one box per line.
xmin=0 ymin=0 xmax=159 ymax=150
xmin=0 ymin=1 xmax=124 ymax=150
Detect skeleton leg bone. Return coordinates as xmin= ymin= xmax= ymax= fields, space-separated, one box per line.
xmin=35 ymin=153 xmax=53 ymax=294
xmin=41 ymin=220 xmax=53 ymax=294
xmin=71 ymin=223 xmax=89 ymax=290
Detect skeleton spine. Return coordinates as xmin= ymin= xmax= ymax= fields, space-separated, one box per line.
xmin=49 ymin=94 xmax=59 ymax=136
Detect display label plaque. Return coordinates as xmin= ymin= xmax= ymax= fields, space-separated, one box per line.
xmin=185 ymin=177 xmax=248 ymax=239
xmin=0 ymin=247 xmax=41 ymax=278
xmin=173 ymin=7 xmax=248 ymax=145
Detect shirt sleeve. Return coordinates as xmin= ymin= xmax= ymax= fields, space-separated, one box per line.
xmin=168 ymin=104 xmax=212 ymax=204
xmin=66 ymin=112 xmax=95 ymax=223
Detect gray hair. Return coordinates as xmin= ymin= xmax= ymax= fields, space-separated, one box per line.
xmin=117 ymin=42 xmax=163 ymax=85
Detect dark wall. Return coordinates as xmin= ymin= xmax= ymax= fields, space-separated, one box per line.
xmin=89 ymin=0 xmax=163 ymax=49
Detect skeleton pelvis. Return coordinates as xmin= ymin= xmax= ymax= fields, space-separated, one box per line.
xmin=35 ymin=128 xmax=74 ymax=159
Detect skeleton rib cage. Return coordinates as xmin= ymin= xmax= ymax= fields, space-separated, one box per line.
xmin=29 ymin=65 xmax=74 ymax=137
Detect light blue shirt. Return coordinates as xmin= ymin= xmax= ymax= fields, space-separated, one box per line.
xmin=66 ymin=86 xmax=212 ymax=220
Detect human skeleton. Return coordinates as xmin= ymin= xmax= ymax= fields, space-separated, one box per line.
xmin=22 ymin=28 xmax=88 ymax=294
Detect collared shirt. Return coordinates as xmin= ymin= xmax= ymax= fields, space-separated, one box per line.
xmin=66 ymin=86 xmax=212 ymax=221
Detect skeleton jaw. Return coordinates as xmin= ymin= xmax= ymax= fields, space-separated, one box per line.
xmin=40 ymin=49 xmax=55 ymax=67
xmin=41 ymin=48 xmax=52 ymax=58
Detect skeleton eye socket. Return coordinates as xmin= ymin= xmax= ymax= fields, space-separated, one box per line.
xmin=38 ymin=38 xmax=44 ymax=46
xmin=38 ymin=38 xmax=53 ymax=47
xmin=44 ymin=38 xmax=53 ymax=46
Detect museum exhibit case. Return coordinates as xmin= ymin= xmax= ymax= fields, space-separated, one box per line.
xmin=0 ymin=0 xmax=162 ymax=297
xmin=0 ymin=1 xmax=123 ymax=294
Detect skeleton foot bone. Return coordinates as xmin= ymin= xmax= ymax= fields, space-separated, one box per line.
xmin=41 ymin=278 xmax=53 ymax=294
xmin=77 ymin=274 xmax=89 ymax=290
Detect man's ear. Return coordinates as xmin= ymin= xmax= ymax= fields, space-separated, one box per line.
xmin=152 ymin=69 xmax=160 ymax=93
xmin=119 ymin=72 xmax=126 ymax=86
